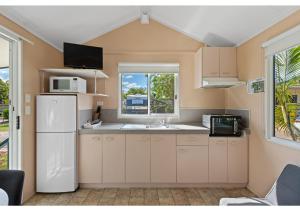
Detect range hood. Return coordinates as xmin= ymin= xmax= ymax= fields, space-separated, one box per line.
xmin=202 ymin=77 xmax=246 ymax=88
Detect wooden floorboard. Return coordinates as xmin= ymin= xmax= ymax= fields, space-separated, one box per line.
xmin=24 ymin=187 xmax=256 ymax=206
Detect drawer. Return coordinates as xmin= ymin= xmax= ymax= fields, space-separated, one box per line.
xmin=177 ymin=134 xmax=209 ymax=146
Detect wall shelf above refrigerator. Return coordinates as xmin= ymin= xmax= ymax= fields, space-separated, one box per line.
xmin=40 ymin=93 xmax=109 ymax=97
xmin=39 ymin=68 xmax=109 ymax=96
xmin=40 ymin=68 xmax=109 ymax=79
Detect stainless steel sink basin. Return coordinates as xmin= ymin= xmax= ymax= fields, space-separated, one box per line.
xmin=120 ymin=123 xmax=208 ymax=131
xmin=121 ymin=124 xmax=147 ymax=130
xmin=121 ymin=124 xmax=178 ymax=130
xmin=146 ymin=124 xmax=177 ymax=130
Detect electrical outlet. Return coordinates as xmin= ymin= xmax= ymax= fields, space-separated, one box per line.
xmin=25 ymin=94 xmax=31 ymax=103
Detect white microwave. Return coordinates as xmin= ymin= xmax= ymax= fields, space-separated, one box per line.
xmin=49 ymin=77 xmax=87 ymax=93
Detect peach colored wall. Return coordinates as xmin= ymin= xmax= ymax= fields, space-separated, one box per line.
xmin=0 ymin=15 xmax=63 ymax=201
xmin=226 ymin=10 xmax=300 ymax=197
xmin=86 ymin=20 xmax=225 ymax=109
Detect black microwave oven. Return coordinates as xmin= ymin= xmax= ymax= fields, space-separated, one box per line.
xmin=202 ymin=114 xmax=242 ymax=137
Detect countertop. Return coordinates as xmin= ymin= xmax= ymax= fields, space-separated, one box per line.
xmin=79 ymin=123 xmax=210 ymax=134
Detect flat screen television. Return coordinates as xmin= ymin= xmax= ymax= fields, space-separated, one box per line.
xmin=64 ymin=42 xmax=103 ymax=69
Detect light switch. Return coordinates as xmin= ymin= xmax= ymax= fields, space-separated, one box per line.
xmin=25 ymin=94 xmax=31 ymax=103
xmin=97 ymin=101 xmax=103 ymax=106
xmin=25 ymin=106 xmax=31 ymax=115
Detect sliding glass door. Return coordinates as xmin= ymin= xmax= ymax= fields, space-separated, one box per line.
xmin=0 ymin=30 xmax=22 ymax=170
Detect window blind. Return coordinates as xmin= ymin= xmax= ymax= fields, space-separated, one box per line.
xmin=118 ymin=63 xmax=180 ymax=73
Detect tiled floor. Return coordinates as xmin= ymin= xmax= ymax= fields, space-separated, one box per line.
xmin=24 ymin=187 xmax=256 ymax=206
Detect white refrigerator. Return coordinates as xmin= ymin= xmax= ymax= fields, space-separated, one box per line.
xmin=36 ymin=95 xmax=78 ymax=193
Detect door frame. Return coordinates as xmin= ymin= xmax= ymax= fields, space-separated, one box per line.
xmin=0 ymin=26 xmax=23 ymax=170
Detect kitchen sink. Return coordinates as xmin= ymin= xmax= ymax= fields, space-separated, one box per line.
xmin=120 ymin=123 xmax=208 ymax=131
xmin=121 ymin=124 xmax=178 ymax=130
xmin=121 ymin=124 xmax=148 ymax=130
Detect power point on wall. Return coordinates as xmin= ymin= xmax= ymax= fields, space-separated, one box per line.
xmin=97 ymin=101 xmax=103 ymax=106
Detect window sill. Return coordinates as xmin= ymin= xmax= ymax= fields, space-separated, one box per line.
xmin=268 ymin=137 xmax=300 ymax=151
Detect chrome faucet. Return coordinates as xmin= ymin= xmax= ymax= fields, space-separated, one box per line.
xmin=159 ymin=119 xmax=169 ymax=128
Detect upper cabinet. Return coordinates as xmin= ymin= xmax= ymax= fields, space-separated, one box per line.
xmin=219 ymin=48 xmax=237 ymax=77
xmin=202 ymin=47 xmax=220 ymax=77
xmin=195 ymin=47 xmax=237 ymax=88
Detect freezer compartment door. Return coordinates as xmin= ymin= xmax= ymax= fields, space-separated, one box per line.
xmin=37 ymin=133 xmax=77 ymax=192
xmin=37 ymin=95 xmax=77 ymax=132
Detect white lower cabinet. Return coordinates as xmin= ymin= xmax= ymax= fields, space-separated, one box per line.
xmin=228 ymin=136 xmax=248 ymax=183
xmin=102 ymin=134 xmax=126 ymax=183
xmin=209 ymin=137 xmax=228 ymax=183
xmin=79 ymin=134 xmax=102 ymax=183
xmin=151 ymin=134 xmax=177 ymax=183
xmin=79 ymin=133 xmax=248 ymax=186
xmin=177 ymin=146 xmax=209 ymax=183
xmin=126 ymin=134 xmax=151 ymax=183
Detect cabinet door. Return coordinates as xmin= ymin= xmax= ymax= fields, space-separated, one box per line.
xmin=228 ymin=136 xmax=248 ymax=183
xmin=103 ymin=134 xmax=125 ymax=183
xmin=177 ymin=146 xmax=208 ymax=183
xmin=79 ymin=135 xmax=102 ymax=183
xmin=202 ymin=47 xmax=220 ymax=77
xmin=177 ymin=134 xmax=209 ymax=146
xmin=194 ymin=48 xmax=203 ymax=88
xmin=151 ymin=134 xmax=177 ymax=183
xmin=209 ymin=137 xmax=228 ymax=183
xmin=126 ymin=134 xmax=151 ymax=183
xmin=220 ymin=47 xmax=237 ymax=77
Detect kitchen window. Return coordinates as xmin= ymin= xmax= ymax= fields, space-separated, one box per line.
xmin=264 ymin=24 xmax=300 ymax=148
xmin=118 ymin=63 xmax=179 ymax=118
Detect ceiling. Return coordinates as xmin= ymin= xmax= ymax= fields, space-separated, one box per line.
xmin=0 ymin=6 xmax=298 ymax=51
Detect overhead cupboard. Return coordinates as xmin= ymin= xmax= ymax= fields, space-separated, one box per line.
xmin=78 ymin=133 xmax=248 ymax=186
xmin=195 ymin=47 xmax=237 ymax=78
xmin=194 ymin=47 xmax=244 ymax=88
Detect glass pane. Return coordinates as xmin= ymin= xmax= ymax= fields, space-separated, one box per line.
xmin=57 ymin=80 xmax=70 ymax=89
xmin=121 ymin=73 xmax=148 ymax=114
xmin=273 ymin=45 xmax=300 ymax=142
xmin=0 ymin=67 xmax=9 ymax=170
xmin=150 ymin=73 xmax=175 ymax=114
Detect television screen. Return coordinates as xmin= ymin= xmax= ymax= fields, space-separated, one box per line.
xmin=64 ymin=42 xmax=103 ymax=69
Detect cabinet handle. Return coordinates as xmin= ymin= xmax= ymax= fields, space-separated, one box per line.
xmin=152 ymin=139 xmax=160 ymax=142
xmin=106 ymin=136 xmax=114 ymax=141
xmin=229 ymin=141 xmax=241 ymax=145
xmin=215 ymin=141 xmax=227 ymax=144
xmin=187 ymin=139 xmax=198 ymax=142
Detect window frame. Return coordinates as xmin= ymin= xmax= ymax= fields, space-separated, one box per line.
xmin=117 ymin=64 xmax=180 ymax=119
xmin=264 ymin=25 xmax=300 ymax=150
